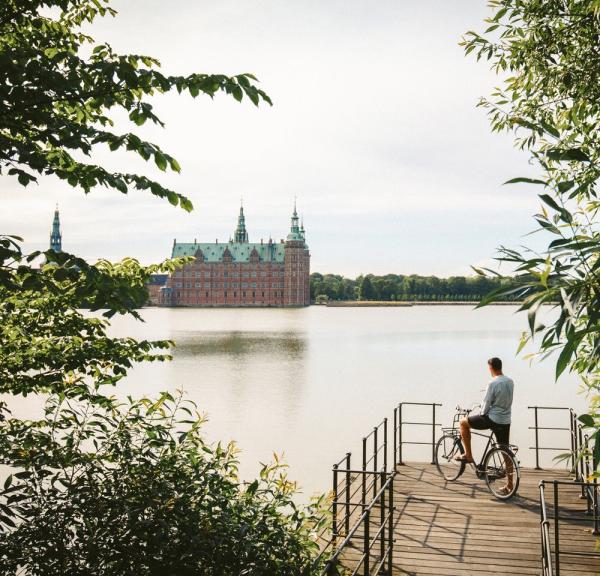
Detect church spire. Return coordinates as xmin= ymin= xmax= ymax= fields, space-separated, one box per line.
xmin=50 ymin=204 xmax=62 ymax=252
xmin=233 ymin=201 xmax=249 ymax=243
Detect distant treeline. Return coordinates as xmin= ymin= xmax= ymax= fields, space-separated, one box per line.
xmin=310 ymin=273 xmax=516 ymax=302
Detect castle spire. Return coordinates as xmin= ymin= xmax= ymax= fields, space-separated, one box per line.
xmin=233 ymin=201 xmax=249 ymax=243
xmin=286 ymin=200 xmax=303 ymax=242
xmin=50 ymin=204 xmax=62 ymax=252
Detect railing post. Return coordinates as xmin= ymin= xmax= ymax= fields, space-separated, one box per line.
xmin=380 ymin=471 xmax=385 ymax=563
xmin=398 ymin=404 xmax=403 ymax=466
xmin=364 ymin=508 xmax=370 ymax=576
xmin=332 ymin=463 xmax=338 ymax=539
xmin=579 ymin=426 xmax=586 ymax=499
xmin=593 ymin=479 xmax=599 ymax=536
xmin=554 ymin=481 xmax=560 ymax=575
xmin=388 ymin=476 xmax=394 ymax=576
xmin=534 ymin=406 xmax=541 ymax=470
xmin=345 ymin=452 xmax=351 ymax=536
xmin=584 ymin=434 xmax=593 ymax=515
xmin=383 ymin=417 xmax=388 ymax=474
xmin=373 ymin=426 xmax=378 ymax=497
xmin=431 ymin=403 xmax=437 ymax=464
xmin=569 ymin=410 xmax=576 ymax=476
xmin=393 ymin=407 xmax=397 ymax=469
xmin=362 ymin=437 xmax=367 ymax=508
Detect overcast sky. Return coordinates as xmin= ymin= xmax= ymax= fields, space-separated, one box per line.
xmin=1 ymin=1 xmax=540 ymax=276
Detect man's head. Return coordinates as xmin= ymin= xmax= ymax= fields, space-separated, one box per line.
xmin=488 ymin=357 xmax=503 ymax=376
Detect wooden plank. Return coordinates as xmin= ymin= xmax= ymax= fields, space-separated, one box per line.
xmin=337 ymin=463 xmax=600 ymax=575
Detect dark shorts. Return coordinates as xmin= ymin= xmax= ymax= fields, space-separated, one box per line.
xmin=468 ymin=414 xmax=510 ymax=445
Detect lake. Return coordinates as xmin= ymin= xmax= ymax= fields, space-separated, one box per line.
xmin=99 ymin=305 xmax=586 ymax=498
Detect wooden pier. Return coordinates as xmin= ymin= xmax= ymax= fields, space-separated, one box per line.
xmin=341 ymin=463 xmax=600 ymax=575
xmin=324 ymin=405 xmax=600 ymax=575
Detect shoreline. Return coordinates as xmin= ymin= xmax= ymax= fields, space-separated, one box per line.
xmin=323 ymin=301 xmax=520 ymax=307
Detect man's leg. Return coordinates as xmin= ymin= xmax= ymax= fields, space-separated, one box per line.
xmin=495 ymin=426 xmax=513 ymax=490
xmin=459 ymin=417 xmax=474 ymax=462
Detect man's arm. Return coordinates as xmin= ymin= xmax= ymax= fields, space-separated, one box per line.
xmin=480 ymin=382 xmax=495 ymax=416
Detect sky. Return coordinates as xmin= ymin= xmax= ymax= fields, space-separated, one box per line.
xmin=1 ymin=1 xmax=542 ymax=277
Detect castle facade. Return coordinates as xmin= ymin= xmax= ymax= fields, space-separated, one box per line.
xmin=159 ymin=205 xmax=310 ymax=307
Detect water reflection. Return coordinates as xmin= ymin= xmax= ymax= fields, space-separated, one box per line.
xmin=172 ymin=331 xmax=306 ymax=359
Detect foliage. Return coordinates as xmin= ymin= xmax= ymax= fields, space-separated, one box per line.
xmin=0 ymin=0 xmax=271 ymax=210
xmin=463 ymin=0 xmax=600 ymax=472
xmin=310 ymin=272 xmax=513 ymax=303
xmin=0 ymin=1 xmax=328 ymax=573
xmin=0 ymin=387 xmax=326 ymax=575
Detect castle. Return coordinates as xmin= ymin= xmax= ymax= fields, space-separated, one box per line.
xmin=159 ymin=204 xmax=310 ymax=307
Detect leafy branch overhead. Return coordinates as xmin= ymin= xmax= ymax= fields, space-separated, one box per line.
xmin=463 ymin=1 xmax=600 ymax=471
xmin=0 ymin=0 xmax=271 ymax=211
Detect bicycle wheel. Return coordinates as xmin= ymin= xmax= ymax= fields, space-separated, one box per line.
xmin=483 ymin=446 xmax=520 ymax=500
xmin=435 ymin=434 xmax=466 ymax=481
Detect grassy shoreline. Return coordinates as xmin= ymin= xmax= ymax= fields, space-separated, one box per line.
xmin=323 ymin=301 xmax=520 ymax=307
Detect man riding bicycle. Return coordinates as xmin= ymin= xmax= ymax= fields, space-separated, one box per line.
xmin=456 ymin=357 xmax=515 ymax=493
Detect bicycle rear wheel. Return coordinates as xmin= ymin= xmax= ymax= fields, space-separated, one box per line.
xmin=435 ymin=434 xmax=466 ymax=481
xmin=483 ymin=446 xmax=520 ymax=500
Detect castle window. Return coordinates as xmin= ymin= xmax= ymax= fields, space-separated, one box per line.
xmin=251 ymin=282 xmax=256 ymax=288
xmin=204 ymin=271 xmax=211 ymax=278
xmin=206 ymin=292 xmax=209 ymax=297
xmin=195 ymin=282 xmax=200 ymax=288
xmin=175 ymin=282 xmax=182 ymax=288
xmin=225 ymin=291 xmax=228 ymax=298
xmin=251 ymin=271 xmax=257 ymax=277
xmin=242 ymin=291 xmax=246 ymax=297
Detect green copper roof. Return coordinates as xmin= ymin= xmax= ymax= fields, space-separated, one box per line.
xmin=172 ymin=242 xmax=286 ymax=263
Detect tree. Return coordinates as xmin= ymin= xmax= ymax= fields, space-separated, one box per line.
xmin=0 ymin=2 xmax=327 ymax=573
xmin=463 ymin=0 xmax=600 ymax=472
xmin=359 ymin=275 xmax=376 ymax=300
xmin=0 ymin=0 xmax=270 ymax=208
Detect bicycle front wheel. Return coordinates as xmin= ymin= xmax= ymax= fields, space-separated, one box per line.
xmin=435 ymin=434 xmax=466 ymax=481
xmin=483 ymin=446 xmax=520 ymax=500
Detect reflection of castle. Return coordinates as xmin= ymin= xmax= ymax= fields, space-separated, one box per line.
xmin=159 ymin=204 xmax=310 ymax=307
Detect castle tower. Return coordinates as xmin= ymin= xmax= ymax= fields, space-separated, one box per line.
xmin=233 ymin=203 xmax=249 ymax=243
xmin=49 ymin=205 xmax=62 ymax=252
xmin=284 ymin=201 xmax=310 ymax=306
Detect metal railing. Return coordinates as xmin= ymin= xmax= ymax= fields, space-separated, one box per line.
xmin=528 ymin=406 xmax=575 ymax=470
xmin=395 ymin=402 xmax=441 ymax=465
xmin=539 ymin=480 xmax=600 ymax=575
xmin=322 ymin=471 xmax=395 ymax=576
xmin=331 ymin=418 xmax=388 ymax=540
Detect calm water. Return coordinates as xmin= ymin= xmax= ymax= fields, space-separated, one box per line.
xmin=101 ymin=305 xmax=586 ymax=498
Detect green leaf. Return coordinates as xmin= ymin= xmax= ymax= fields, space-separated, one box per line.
xmin=504 ymin=177 xmax=546 ymax=186
xmin=155 ymin=152 xmax=168 ymax=171
xmin=555 ymin=341 xmax=575 ymax=379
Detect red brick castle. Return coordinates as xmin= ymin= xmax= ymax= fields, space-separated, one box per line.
xmin=159 ymin=204 xmax=310 ymax=307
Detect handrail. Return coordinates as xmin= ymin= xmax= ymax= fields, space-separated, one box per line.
xmin=539 ymin=479 xmax=600 ymax=575
xmin=321 ymin=472 xmax=395 ymax=576
xmin=539 ymin=482 xmax=554 ymax=576
xmin=528 ymin=406 xmax=574 ymax=470
xmin=395 ymin=402 xmax=442 ymax=465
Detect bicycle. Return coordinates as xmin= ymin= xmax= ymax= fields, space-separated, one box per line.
xmin=435 ymin=406 xmax=520 ymax=500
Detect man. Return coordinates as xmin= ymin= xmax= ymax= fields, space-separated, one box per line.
xmin=456 ymin=357 xmax=514 ymax=492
